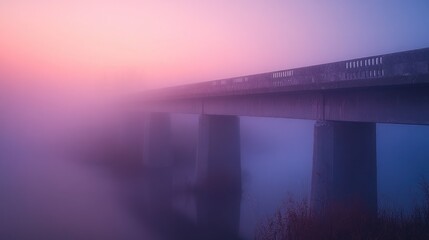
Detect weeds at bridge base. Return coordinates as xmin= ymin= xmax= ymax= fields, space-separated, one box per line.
xmin=256 ymin=181 xmax=429 ymax=240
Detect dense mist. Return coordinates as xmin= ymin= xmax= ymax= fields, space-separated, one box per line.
xmin=1 ymin=1 xmax=429 ymax=239
xmin=1 ymin=79 xmax=429 ymax=240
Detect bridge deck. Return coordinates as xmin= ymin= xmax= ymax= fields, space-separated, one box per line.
xmin=139 ymin=48 xmax=429 ymax=125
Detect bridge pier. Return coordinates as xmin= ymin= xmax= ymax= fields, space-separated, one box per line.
xmin=142 ymin=112 xmax=172 ymax=167
xmin=310 ymin=121 xmax=377 ymax=215
xmin=195 ymin=114 xmax=242 ymax=237
xmin=139 ymin=112 xmax=173 ymax=219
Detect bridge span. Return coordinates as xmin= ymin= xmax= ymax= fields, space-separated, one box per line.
xmin=133 ymin=48 xmax=429 ymax=233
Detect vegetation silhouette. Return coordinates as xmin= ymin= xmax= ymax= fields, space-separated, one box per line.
xmin=256 ymin=180 xmax=429 ymax=240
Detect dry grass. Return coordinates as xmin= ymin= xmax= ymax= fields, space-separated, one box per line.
xmin=256 ymin=181 xmax=429 ymax=240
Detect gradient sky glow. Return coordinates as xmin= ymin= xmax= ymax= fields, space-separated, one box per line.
xmin=1 ymin=1 xmax=429 ymax=90
xmin=1 ymin=3 xmax=429 ymax=239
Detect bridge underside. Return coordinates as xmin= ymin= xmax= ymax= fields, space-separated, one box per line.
xmin=145 ymin=84 xmax=429 ymax=125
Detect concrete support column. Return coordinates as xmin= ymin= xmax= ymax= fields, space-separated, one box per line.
xmin=142 ymin=112 xmax=172 ymax=167
xmin=195 ymin=114 xmax=242 ymax=237
xmin=122 ymin=111 xmax=172 ymax=166
xmin=140 ymin=112 xmax=173 ymax=220
xmin=310 ymin=121 xmax=377 ymax=215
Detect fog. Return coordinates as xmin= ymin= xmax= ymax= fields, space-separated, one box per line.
xmin=167 ymin=115 xmax=429 ymax=239
xmin=0 ymin=86 xmax=149 ymax=239
xmin=238 ymin=118 xmax=429 ymax=238
xmin=1 ymin=0 xmax=429 ymax=239
xmin=1 ymin=79 xmax=429 ymax=240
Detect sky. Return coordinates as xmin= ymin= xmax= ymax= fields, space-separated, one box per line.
xmin=1 ymin=0 xmax=429 ymax=91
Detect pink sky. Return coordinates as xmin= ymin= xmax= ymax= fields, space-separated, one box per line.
xmin=1 ymin=1 xmax=428 ymax=90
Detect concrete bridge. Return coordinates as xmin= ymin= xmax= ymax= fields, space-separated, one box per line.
xmin=133 ymin=48 xmax=429 ymax=234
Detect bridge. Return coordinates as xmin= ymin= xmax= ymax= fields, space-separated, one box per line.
xmin=132 ymin=48 xmax=429 ymax=234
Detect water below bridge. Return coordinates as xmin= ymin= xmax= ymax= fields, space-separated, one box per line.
xmin=1 ymin=115 xmax=429 ymax=239
xmin=168 ymin=115 xmax=429 ymax=239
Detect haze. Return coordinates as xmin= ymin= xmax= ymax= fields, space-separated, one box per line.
xmin=1 ymin=0 xmax=429 ymax=91
xmin=1 ymin=1 xmax=429 ymax=239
